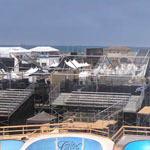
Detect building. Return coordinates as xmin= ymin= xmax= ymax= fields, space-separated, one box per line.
xmin=86 ymin=48 xmax=103 ymax=56
xmin=0 ymin=47 xmax=30 ymax=58
xmin=104 ymin=46 xmax=131 ymax=57
xmin=29 ymin=46 xmax=60 ymax=57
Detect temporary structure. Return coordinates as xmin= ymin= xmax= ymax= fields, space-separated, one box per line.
xmin=65 ymin=59 xmax=90 ymax=69
xmin=27 ymin=111 xmax=57 ymax=124
xmin=29 ymin=46 xmax=59 ymax=52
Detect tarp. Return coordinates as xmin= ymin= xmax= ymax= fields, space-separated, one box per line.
xmin=27 ymin=111 xmax=56 ymax=124
xmin=24 ymin=67 xmax=39 ymax=77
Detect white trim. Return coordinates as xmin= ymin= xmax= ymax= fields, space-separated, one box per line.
xmin=21 ymin=133 xmax=114 ymax=150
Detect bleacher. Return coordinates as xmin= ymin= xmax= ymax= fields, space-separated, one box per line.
xmin=52 ymin=91 xmax=131 ymax=108
xmin=134 ymin=49 xmax=149 ymax=65
xmin=0 ymin=88 xmax=33 ymax=117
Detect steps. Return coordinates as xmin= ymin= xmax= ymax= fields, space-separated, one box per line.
xmin=0 ymin=89 xmax=33 ymax=117
xmin=52 ymin=92 xmax=131 ymax=108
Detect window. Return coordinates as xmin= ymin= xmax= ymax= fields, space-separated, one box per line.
xmin=42 ymin=63 xmax=46 ymax=67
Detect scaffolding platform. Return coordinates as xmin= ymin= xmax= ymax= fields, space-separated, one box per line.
xmin=95 ymin=120 xmax=117 ymax=127
xmin=63 ymin=120 xmax=117 ymax=129
xmin=138 ymin=106 xmax=150 ymax=114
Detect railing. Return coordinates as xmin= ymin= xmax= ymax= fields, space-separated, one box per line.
xmin=95 ymin=96 xmax=130 ymax=120
xmin=0 ymin=122 xmax=109 ymax=139
xmin=111 ymin=125 xmax=150 ymax=143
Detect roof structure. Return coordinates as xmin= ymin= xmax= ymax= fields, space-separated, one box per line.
xmin=65 ymin=59 xmax=90 ymax=69
xmin=0 ymin=47 xmax=29 ymax=57
xmin=29 ymin=46 xmax=59 ymax=52
xmin=0 ymin=47 xmax=27 ymax=51
xmin=27 ymin=111 xmax=56 ymax=124
xmin=104 ymin=46 xmax=130 ymax=51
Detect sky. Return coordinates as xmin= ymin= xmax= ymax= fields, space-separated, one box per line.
xmin=0 ymin=0 xmax=150 ymax=46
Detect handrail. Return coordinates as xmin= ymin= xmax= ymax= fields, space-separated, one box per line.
xmin=0 ymin=122 xmax=109 ymax=139
xmin=3 ymin=124 xmax=150 ymax=142
xmin=95 ymin=95 xmax=130 ymax=120
xmin=111 ymin=125 xmax=150 ymax=143
xmin=111 ymin=126 xmax=124 ymax=142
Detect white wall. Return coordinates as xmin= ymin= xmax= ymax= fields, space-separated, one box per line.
xmin=37 ymin=57 xmax=59 ymax=68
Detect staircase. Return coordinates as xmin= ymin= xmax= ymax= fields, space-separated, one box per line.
xmin=0 ymin=85 xmax=34 ymax=117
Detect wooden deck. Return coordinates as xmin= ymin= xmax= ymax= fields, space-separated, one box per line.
xmin=138 ymin=106 xmax=150 ymax=115
xmin=112 ymin=125 xmax=150 ymax=150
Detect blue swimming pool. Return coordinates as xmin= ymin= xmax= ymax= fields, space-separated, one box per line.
xmin=123 ymin=140 xmax=150 ymax=150
xmin=25 ymin=137 xmax=102 ymax=150
xmin=0 ymin=140 xmax=24 ymax=150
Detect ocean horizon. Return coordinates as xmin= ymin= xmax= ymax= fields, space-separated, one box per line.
xmin=0 ymin=45 xmax=150 ymax=53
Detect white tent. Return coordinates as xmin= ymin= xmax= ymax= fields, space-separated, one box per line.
xmin=65 ymin=60 xmax=77 ymax=69
xmin=0 ymin=47 xmax=29 ymax=57
xmin=24 ymin=67 xmax=39 ymax=78
xmin=29 ymin=46 xmax=59 ymax=52
xmin=65 ymin=59 xmax=90 ymax=69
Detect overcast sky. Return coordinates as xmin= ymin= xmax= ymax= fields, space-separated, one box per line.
xmin=0 ymin=0 xmax=150 ymax=46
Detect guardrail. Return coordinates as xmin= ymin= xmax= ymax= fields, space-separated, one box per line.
xmin=95 ymin=96 xmax=130 ymax=120
xmin=111 ymin=125 xmax=150 ymax=143
xmin=0 ymin=122 xmax=109 ymax=140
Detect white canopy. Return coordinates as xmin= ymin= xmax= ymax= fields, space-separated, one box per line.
xmin=29 ymin=46 xmax=59 ymax=52
xmin=65 ymin=59 xmax=90 ymax=69
xmin=0 ymin=47 xmax=29 ymax=57
xmin=65 ymin=60 xmax=77 ymax=69
xmin=24 ymin=67 xmax=39 ymax=77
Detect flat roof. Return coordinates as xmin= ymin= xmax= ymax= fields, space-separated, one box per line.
xmin=0 ymin=47 xmax=29 ymax=53
xmin=29 ymin=46 xmax=59 ymax=52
